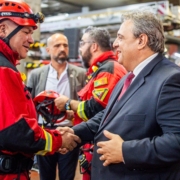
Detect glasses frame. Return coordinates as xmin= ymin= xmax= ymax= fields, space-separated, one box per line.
xmin=79 ymin=40 xmax=94 ymax=47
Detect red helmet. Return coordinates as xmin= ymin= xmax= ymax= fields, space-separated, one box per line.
xmin=0 ymin=0 xmax=44 ymax=29
xmin=33 ymin=90 xmax=67 ymax=126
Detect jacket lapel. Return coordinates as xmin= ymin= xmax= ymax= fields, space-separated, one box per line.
xmin=67 ymin=64 xmax=75 ymax=99
xmin=98 ymin=53 xmax=164 ymax=132
xmin=99 ymin=75 xmax=126 ymax=126
xmin=38 ymin=65 xmax=49 ymax=93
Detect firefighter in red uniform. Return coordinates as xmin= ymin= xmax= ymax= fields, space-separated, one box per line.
xmin=55 ymin=26 xmax=127 ymax=180
xmin=0 ymin=1 xmax=80 ymax=180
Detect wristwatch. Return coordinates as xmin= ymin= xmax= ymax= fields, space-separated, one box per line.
xmin=65 ymin=99 xmax=71 ymax=110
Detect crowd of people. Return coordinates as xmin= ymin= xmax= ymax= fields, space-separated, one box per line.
xmin=1 ymin=0 xmax=180 ymax=180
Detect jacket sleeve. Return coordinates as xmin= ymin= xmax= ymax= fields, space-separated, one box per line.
xmin=0 ymin=67 xmax=62 ymax=155
xmin=77 ymin=63 xmax=127 ymax=121
xmin=73 ymin=109 xmax=105 ymax=144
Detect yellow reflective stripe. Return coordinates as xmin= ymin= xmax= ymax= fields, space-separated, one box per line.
xmin=77 ymin=101 xmax=88 ymax=121
xmin=36 ymin=129 xmax=52 ymax=156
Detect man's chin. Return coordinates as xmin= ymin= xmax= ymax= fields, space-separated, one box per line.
xmin=57 ymin=59 xmax=67 ymax=64
xmin=19 ymin=54 xmax=26 ymax=60
xmin=118 ymin=58 xmax=123 ymax=65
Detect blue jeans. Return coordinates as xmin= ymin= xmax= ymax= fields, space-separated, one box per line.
xmin=37 ymin=148 xmax=79 ymax=180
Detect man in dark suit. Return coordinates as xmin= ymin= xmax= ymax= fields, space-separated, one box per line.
xmin=58 ymin=11 xmax=180 ymax=180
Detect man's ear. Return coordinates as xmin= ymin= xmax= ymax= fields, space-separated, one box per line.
xmin=137 ymin=34 xmax=148 ymax=50
xmin=46 ymin=47 xmax=50 ymax=54
xmin=91 ymin=42 xmax=98 ymax=52
xmin=0 ymin=23 xmax=6 ymax=38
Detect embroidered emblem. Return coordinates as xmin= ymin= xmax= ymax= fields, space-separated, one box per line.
xmin=92 ymin=88 xmax=109 ymax=101
xmin=94 ymin=77 xmax=108 ymax=87
xmin=92 ymin=65 xmax=98 ymax=72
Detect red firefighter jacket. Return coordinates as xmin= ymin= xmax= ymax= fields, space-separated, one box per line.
xmin=0 ymin=39 xmax=62 ymax=157
xmin=74 ymin=51 xmax=127 ymax=124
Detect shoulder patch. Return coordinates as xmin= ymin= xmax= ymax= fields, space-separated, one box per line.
xmin=92 ymin=88 xmax=109 ymax=101
xmin=94 ymin=77 xmax=108 ymax=87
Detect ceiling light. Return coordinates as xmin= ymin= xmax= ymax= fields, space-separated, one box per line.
xmin=41 ymin=3 xmax=48 ymax=8
xmin=41 ymin=0 xmax=60 ymax=9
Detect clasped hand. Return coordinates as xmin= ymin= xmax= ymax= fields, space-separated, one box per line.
xmin=56 ymin=127 xmax=81 ymax=153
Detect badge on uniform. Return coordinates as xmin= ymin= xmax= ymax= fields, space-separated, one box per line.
xmin=94 ymin=77 xmax=108 ymax=87
xmin=92 ymin=88 xmax=109 ymax=101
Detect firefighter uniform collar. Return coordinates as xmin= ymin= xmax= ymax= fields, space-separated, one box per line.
xmin=0 ymin=39 xmax=19 ymax=66
xmin=87 ymin=51 xmax=116 ymax=76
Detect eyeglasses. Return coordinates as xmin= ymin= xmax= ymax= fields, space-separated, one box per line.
xmin=79 ymin=40 xmax=93 ymax=47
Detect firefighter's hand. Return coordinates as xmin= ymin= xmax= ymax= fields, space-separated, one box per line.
xmin=61 ymin=131 xmax=81 ymax=151
xmin=97 ymin=130 xmax=124 ymax=166
xmin=66 ymin=110 xmax=74 ymax=120
xmin=58 ymin=148 xmax=69 ymax=154
xmin=54 ymin=95 xmax=69 ymax=111
xmin=56 ymin=126 xmax=74 ymax=135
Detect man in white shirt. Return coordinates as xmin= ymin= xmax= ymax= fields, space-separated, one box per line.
xmin=27 ymin=33 xmax=86 ymax=180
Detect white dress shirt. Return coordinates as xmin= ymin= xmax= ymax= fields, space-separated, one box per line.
xmin=38 ymin=63 xmax=72 ymax=126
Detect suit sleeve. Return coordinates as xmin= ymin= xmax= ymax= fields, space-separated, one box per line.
xmin=123 ymin=72 xmax=180 ymax=168
xmin=73 ymin=109 xmax=104 ymax=144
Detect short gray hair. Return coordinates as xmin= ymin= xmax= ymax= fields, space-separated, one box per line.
xmin=121 ymin=11 xmax=165 ymax=53
xmin=84 ymin=26 xmax=111 ymax=51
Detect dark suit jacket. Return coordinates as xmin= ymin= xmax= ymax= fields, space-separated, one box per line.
xmin=73 ymin=53 xmax=180 ymax=180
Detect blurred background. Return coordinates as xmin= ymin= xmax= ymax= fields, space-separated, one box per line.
xmin=19 ymin=0 xmax=180 ymax=81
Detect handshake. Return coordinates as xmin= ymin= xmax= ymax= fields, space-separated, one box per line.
xmin=56 ymin=127 xmax=81 ymax=153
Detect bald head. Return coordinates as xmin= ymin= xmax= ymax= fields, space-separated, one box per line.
xmin=47 ymin=33 xmax=68 ymax=47
xmin=46 ymin=33 xmax=69 ymax=64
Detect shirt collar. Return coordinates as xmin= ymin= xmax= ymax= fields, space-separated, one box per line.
xmin=133 ymin=53 xmax=158 ymax=77
xmin=49 ymin=62 xmax=69 ymax=74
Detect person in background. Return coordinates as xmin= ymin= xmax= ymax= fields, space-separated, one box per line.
xmin=0 ymin=0 xmax=80 ymax=180
xmin=59 ymin=10 xmax=180 ymax=180
xmin=55 ymin=26 xmax=127 ymax=180
xmin=27 ymin=33 xmax=86 ymax=180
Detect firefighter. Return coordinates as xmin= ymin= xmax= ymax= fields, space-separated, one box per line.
xmin=55 ymin=26 xmax=127 ymax=180
xmin=0 ymin=0 xmax=80 ymax=180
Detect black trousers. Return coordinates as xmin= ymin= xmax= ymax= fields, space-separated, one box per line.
xmin=37 ymin=125 xmax=79 ymax=180
xmin=37 ymin=148 xmax=79 ymax=180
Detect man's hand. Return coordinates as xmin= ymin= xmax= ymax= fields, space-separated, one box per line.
xmin=56 ymin=126 xmax=81 ymax=151
xmin=97 ymin=130 xmax=124 ymax=166
xmin=61 ymin=131 xmax=81 ymax=151
xmin=56 ymin=126 xmax=74 ymax=135
xmin=66 ymin=110 xmax=74 ymax=120
xmin=55 ymin=95 xmax=69 ymax=111
xmin=58 ymin=148 xmax=69 ymax=154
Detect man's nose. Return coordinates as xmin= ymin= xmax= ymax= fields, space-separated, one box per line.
xmin=59 ymin=45 xmax=65 ymax=51
xmin=113 ymin=38 xmax=118 ymax=48
xmin=28 ymin=34 xmax=34 ymax=44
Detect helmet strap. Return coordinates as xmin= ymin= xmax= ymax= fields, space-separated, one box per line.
xmin=3 ymin=25 xmax=23 ymax=46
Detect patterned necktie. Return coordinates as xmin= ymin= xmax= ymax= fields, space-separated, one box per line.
xmin=118 ymin=72 xmax=135 ymax=100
